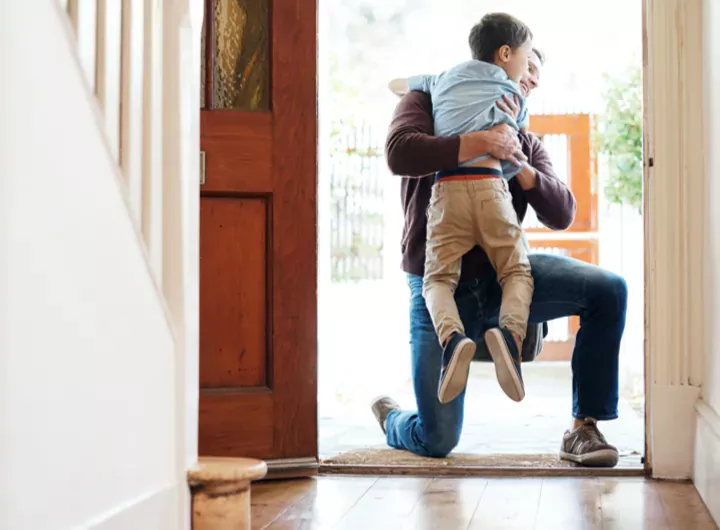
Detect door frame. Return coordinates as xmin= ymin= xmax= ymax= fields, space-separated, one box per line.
xmin=643 ymin=0 xmax=706 ymax=479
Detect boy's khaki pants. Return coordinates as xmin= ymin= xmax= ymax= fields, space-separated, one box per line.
xmin=423 ymin=178 xmax=534 ymax=345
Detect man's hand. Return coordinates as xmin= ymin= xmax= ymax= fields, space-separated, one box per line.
xmin=515 ymin=162 xmax=538 ymax=190
xmin=458 ymin=124 xmax=526 ymax=167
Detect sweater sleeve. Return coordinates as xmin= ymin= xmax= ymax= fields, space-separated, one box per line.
xmin=523 ymin=134 xmax=577 ymax=230
xmin=384 ymin=91 xmax=460 ymax=177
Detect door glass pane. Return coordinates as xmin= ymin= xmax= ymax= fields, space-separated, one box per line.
xmin=212 ymin=0 xmax=270 ymax=111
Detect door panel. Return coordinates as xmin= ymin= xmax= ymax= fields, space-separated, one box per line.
xmin=199 ymin=0 xmax=317 ymax=463
xmin=200 ymin=197 xmax=268 ymax=388
xmin=200 ymin=114 xmax=272 ymax=192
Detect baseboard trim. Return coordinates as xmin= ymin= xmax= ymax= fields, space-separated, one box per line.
xmin=79 ymin=484 xmax=180 ymax=530
xmin=649 ymin=383 xmax=700 ymax=479
xmin=694 ymin=400 xmax=720 ymax=527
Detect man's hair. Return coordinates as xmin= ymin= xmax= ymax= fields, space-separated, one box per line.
xmin=468 ymin=13 xmax=533 ymax=63
xmin=532 ymin=47 xmax=546 ymax=64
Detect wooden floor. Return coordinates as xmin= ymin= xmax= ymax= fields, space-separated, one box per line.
xmin=251 ymin=476 xmax=717 ymax=529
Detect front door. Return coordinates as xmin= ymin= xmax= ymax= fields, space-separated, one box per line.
xmin=198 ymin=0 xmax=317 ymax=469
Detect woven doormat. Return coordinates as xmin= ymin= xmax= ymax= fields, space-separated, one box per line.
xmin=322 ymin=448 xmax=573 ymax=468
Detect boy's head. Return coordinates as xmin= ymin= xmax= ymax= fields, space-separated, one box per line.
xmin=469 ymin=13 xmax=533 ymax=83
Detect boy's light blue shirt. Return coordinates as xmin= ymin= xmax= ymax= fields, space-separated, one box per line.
xmin=408 ymin=60 xmax=528 ymax=179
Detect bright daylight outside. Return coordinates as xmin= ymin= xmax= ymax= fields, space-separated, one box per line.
xmin=318 ymin=0 xmax=644 ymax=467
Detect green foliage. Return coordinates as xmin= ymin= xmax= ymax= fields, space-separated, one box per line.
xmin=596 ymin=66 xmax=643 ymax=213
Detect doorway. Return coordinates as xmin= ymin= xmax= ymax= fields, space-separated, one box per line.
xmin=317 ymin=0 xmax=645 ymax=471
xmin=196 ymin=0 xmax=646 ymax=474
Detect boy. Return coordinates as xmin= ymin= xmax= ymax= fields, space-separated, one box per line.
xmin=389 ymin=13 xmax=535 ymax=405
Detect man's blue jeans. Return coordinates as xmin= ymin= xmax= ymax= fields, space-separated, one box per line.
xmin=384 ymin=254 xmax=628 ymax=458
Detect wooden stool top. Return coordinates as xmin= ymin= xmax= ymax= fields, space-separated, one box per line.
xmin=188 ymin=457 xmax=267 ymax=486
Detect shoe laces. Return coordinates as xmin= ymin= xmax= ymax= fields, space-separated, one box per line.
xmin=577 ymin=420 xmax=608 ymax=446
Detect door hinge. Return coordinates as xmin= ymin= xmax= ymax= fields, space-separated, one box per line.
xmin=200 ymin=150 xmax=206 ymax=185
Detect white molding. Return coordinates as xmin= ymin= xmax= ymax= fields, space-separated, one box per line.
xmin=645 ymin=0 xmax=706 ymax=477
xmin=649 ymin=384 xmax=700 ymax=478
xmin=163 ymin=1 xmax=203 ymax=528
xmin=695 ymin=401 xmax=720 ymax=525
xmin=80 ymin=485 xmax=179 ymax=530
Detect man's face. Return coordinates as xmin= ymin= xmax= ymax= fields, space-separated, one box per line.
xmin=519 ymin=52 xmax=542 ymax=98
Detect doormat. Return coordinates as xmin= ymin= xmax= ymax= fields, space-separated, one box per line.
xmin=320 ymin=448 xmax=643 ymax=476
xmin=323 ymin=449 xmax=570 ymax=468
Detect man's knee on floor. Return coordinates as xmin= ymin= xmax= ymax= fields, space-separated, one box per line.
xmin=421 ymin=430 xmax=460 ymax=458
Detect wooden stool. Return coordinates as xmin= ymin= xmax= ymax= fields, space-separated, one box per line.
xmin=188 ymin=457 xmax=267 ymax=530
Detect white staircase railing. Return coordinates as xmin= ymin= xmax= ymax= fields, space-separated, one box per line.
xmin=63 ymin=0 xmax=166 ymax=285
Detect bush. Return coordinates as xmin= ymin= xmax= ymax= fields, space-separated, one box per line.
xmin=596 ymin=66 xmax=643 ymax=213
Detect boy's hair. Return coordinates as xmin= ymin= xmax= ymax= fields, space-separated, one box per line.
xmin=532 ymin=47 xmax=546 ymax=64
xmin=468 ymin=13 xmax=533 ymax=63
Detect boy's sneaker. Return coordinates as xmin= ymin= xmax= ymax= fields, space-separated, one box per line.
xmin=560 ymin=420 xmax=619 ymax=467
xmin=484 ymin=327 xmax=525 ymax=402
xmin=437 ymin=332 xmax=477 ymax=404
xmin=370 ymin=396 xmax=400 ymax=434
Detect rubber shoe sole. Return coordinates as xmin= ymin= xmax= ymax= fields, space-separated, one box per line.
xmin=437 ymin=338 xmax=476 ymax=404
xmin=559 ymin=449 xmax=619 ymax=468
xmin=485 ymin=328 xmax=525 ymax=402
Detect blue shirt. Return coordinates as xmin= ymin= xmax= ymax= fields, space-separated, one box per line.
xmin=408 ymin=60 xmax=528 ymax=179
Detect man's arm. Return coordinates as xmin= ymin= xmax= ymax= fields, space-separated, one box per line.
xmin=516 ymin=134 xmax=576 ymax=230
xmin=385 ymin=91 xmax=525 ymax=177
xmin=385 ymin=91 xmax=461 ymax=177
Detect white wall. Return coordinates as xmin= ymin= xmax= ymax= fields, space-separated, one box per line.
xmin=0 ymin=4 xmax=182 ymax=529
xmin=694 ymin=0 xmax=720 ymax=523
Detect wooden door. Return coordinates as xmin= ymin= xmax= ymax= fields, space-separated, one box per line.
xmin=198 ymin=0 xmax=317 ymax=469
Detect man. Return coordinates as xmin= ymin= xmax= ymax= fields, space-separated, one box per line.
xmin=371 ymin=49 xmax=627 ymax=467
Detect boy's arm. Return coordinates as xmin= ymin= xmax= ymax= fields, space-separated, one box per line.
xmin=388 ymin=74 xmax=438 ymax=98
xmin=388 ymin=78 xmax=410 ymax=97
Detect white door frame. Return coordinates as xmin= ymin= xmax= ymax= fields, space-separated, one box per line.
xmin=644 ymin=0 xmax=706 ymax=479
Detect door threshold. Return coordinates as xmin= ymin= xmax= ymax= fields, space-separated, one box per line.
xmin=256 ymin=457 xmax=319 ymax=481
xmin=319 ymin=462 xmax=646 ymax=478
